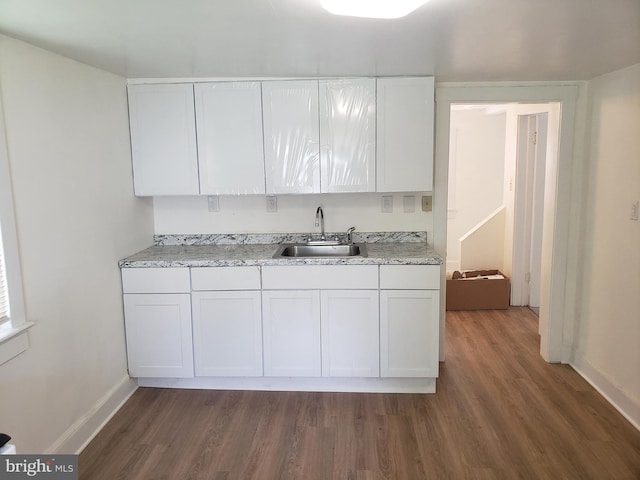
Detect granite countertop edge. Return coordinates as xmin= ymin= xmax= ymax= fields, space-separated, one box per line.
xmin=119 ymin=243 xmax=443 ymax=268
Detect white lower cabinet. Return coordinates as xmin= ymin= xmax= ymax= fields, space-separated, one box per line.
xmin=262 ymin=290 xmax=322 ymax=377
xmin=192 ymin=291 xmax=262 ymax=376
xmin=190 ymin=266 xmax=262 ymax=376
xmin=122 ymin=267 xmax=193 ymax=378
xmin=380 ymin=289 xmax=439 ymax=378
xmin=379 ymin=265 xmax=440 ymax=378
xmin=321 ymin=290 xmax=379 ymax=377
xmin=262 ymin=289 xmax=379 ymax=378
xmin=122 ymin=263 xmax=441 ymax=390
xmin=123 ymin=293 xmax=194 ymax=378
xmin=261 ymin=265 xmax=380 ymax=378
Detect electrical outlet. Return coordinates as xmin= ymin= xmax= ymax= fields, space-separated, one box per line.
xmin=266 ymin=195 xmax=278 ymax=213
xmin=403 ymin=195 xmax=415 ymax=213
xmin=207 ymin=195 xmax=220 ymax=212
xmin=381 ymin=196 xmax=393 ymax=213
xmin=421 ymin=195 xmax=432 ymax=212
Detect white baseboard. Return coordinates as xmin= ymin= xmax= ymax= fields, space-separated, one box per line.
xmin=571 ymin=358 xmax=640 ymax=431
xmin=137 ymin=376 xmax=437 ymax=394
xmin=47 ymin=376 xmax=138 ymax=454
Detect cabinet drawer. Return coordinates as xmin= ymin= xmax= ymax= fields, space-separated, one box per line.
xmin=191 ymin=266 xmax=261 ymax=291
xmin=122 ymin=267 xmax=191 ymax=294
xmin=262 ymin=265 xmax=378 ymax=290
xmin=379 ymin=265 xmax=440 ymax=290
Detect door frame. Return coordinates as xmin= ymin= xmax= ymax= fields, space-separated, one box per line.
xmin=527 ymin=112 xmax=548 ymax=311
xmin=434 ymin=83 xmax=580 ymax=363
xmin=512 ymin=108 xmax=551 ymax=308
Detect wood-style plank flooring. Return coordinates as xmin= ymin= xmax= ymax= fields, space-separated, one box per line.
xmin=80 ymin=308 xmax=640 ymax=479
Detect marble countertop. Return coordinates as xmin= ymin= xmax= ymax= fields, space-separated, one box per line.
xmin=119 ymin=233 xmax=443 ymax=268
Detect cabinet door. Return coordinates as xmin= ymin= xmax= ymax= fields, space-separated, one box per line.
xmin=376 ymin=77 xmax=434 ymax=192
xmin=192 ymin=291 xmax=262 ymax=376
xmin=123 ymin=294 xmax=193 ymax=378
xmin=127 ymin=84 xmax=199 ymax=196
xmin=380 ymin=290 xmax=439 ymax=377
xmin=321 ymin=290 xmax=379 ymax=377
xmin=262 ymin=290 xmax=321 ymax=376
xmin=194 ymin=82 xmax=265 ymax=194
xmin=319 ymin=79 xmax=376 ymax=193
xmin=262 ymin=81 xmax=320 ymax=194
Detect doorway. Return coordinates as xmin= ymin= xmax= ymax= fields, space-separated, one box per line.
xmin=446 ymin=104 xmax=508 ymax=275
xmin=445 ymin=104 xmax=555 ymax=311
xmin=434 ymin=85 xmax=579 ymax=364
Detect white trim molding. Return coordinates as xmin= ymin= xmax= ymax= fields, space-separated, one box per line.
xmin=0 ymin=321 xmax=34 ymax=365
xmin=0 ymin=81 xmax=30 ymax=365
xmin=137 ymin=376 xmax=437 ymax=394
xmin=571 ymin=358 xmax=640 ymax=431
xmin=434 ymin=81 xmax=581 ymax=363
xmin=48 ymin=376 xmax=138 ymax=454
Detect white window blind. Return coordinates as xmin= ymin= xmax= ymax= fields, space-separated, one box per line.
xmin=0 ymin=225 xmax=9 ymax=322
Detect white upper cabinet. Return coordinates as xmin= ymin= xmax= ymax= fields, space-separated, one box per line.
xmin=376 ymin=77 xmax=435 ymax=192
xmin=319 ymin=79 xmax=376 ymax=193
xmin=127 ymin=83 xmax=199 ymax=196
xmin=126 ymin=77 xmax=436 ymax=196
xmin=262 ymin=81 xmax=320 ymax=194
xmin=194 ymin=82 xmax=265 ymax=195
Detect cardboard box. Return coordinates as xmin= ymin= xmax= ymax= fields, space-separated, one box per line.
xmin=446 ymin=270 xmax=510 ymax=310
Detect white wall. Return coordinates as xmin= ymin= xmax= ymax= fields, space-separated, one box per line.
xmin=446 ymin=108 xmax=506 ymax=271
xmin=154 ymin=193 xmax=432 ymax=236
xmin=572 ymin=63 xmax=640 ymax=426
xmin=459 ymin=206 xmax=505 ymax=271
xmin=0 ymin=36 xmax=154 ymax=452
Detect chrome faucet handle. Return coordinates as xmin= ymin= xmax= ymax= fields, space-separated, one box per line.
xmin=346 ymin=226 xmax=356 ymax=244
xmin=315 ymin=206 xmax=325 ymax=240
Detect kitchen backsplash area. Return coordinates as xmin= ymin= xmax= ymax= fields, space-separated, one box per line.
xmin=154 ymin=231 xmax=427 ymax=246
xmin=152 ymin=193 xmax=433 ymax=237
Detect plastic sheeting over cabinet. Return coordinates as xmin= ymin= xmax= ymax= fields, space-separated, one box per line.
xmin=127 ymin=77 xmax=433 ymax=196
xmin=263 ymin=80 xmax=321 ymax=194
xmin=128 ymin=83 xmax=200 ymax=196
xmin=195 ymin=82 xmax=266 ymax=195
xmin=377 ymin=76 xmax=434 ymax=192
xmin=263 ymin=79 xmax=376 ymax=194
xmin=320 ymin=79 xmax=376 ymax=193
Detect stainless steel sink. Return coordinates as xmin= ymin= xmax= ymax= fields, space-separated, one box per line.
xmin=273 ymin=243 xmax=367 ymax=258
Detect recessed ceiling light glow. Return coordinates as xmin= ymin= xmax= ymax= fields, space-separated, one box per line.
xmin=321 ymin=0 xmax=430 ymax=19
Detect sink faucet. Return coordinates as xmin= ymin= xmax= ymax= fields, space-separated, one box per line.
xmin=346 ymin=226 xmax=356 ymax=244
xmin=315 ymin=206 xmax=325 ymax=240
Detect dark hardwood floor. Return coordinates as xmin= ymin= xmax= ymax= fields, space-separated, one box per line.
xmin=80 ymin=308 xmax=640 ymax=479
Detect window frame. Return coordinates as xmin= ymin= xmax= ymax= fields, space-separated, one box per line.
xmin=0 ymin=93 xmax=31 ymax=363
xmin=0 ymin=226 xmax=11 ymax=325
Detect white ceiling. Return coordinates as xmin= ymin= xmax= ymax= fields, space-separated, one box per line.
xmin=0 ymin=0 xmax=638 ymax=81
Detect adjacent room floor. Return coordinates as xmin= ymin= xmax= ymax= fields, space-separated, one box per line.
xmin=80 ymin=308 xmax=640 ymax=479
